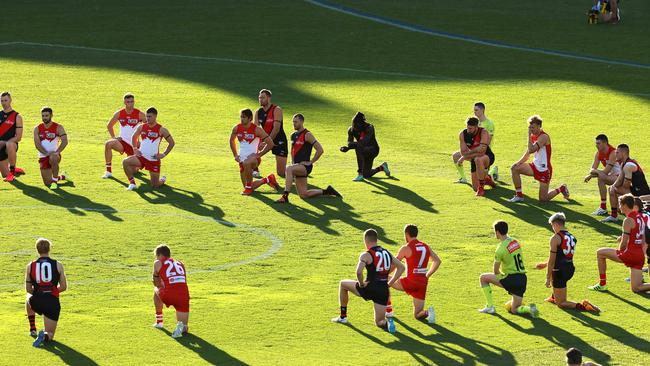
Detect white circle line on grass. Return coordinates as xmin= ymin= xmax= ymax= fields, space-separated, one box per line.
xmin=0 ymin=205 xmax=283 ymax=288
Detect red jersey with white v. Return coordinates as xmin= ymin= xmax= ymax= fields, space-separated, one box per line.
xmin=139 ymin=123 xmax=162 ymax=161
xmin=37 ymin=122 xmax=60 ymax=158
xmin=237 ymin=123 xmax=259 ymax=161
xmin=531 ymin=131 xmax=552 ymax=172
xmin=118 ymin=108 xmax=142 ymax=146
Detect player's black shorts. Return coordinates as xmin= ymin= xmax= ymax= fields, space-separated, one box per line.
xmin=470 ymin=150 xmax=495 ymax=173
xmin=500 ymin=273 xmax=527 ymax=298
xmin=271 ymin=138 xmax=288 ymax=157
xmin=356 ymin=281 xmax=389 ymax=306
xmin=29 ymin=293 xmax=61 ymax=321
xmin=0 ymin=142 xmax=18 ymax=161
xmin=294 ymin=162 xmax=313 ymax=176
xmin=632 ymin=186 xmax=650 ymax=197
xmin=552 ymin=264 xmax=575 ymax=289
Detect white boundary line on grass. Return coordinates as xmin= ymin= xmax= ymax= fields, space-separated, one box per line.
xmin=2 ymin=40 xmax=648 ymax=97
xmin=0 ymin=205 xmax=283 ymax=288
xmin=305 ymin=0 xmax=650 ymax=71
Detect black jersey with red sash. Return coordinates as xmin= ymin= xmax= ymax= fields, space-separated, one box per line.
xmin=625 ymin=158 xmax=650 ymax=196
xmin=366 ymin=246 xmax=392 ymax=283
xmin=0 ymin=110 xmax=19 ymax=141
xmin=554 ymin=230 xmax=576 ymax=269
xmin=463 ymin=127 xmax=493 ymax=156
xmin=291 ymin=129 xmax=313 ymax=164
xmin=258 ymin=104 xmax=287 ymax=144
xmin=29 ymin=257 xmax=60 ymax=297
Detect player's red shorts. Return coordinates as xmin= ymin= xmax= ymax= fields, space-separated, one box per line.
xmin=239 ymin=157 xmax=261 ymax=172
xmin=617 ymin=249 xmax=645 ymax=270
xmin=400 ymin=276 xmax=428 ymax=300
xmin=529 ymin=163 xmax=552 ymax=184
xmin=119 ymin=139 xmax=135 ymax=156
xmin=159 ymin=287 xmax=190 ymax=312
xmin=137 ymin=156 xmax=161 ymax=173
xmin=38 ymin=154 xmax=61 ymax=170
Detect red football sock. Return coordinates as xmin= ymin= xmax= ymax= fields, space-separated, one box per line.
xmin=156 ymin=311 xmax=163 ymax=324
xmin=106 ymin=163 xmax=112 ymax=173
xmin=128 ymin=177 xmax=135 ymax=184
xmin=261 ymin=177 xmax=269 ymax=184
xmin=515 ymin=187 xmax=523 ymax=197
xmin=611 ymin=208 xmax=618 ymax=218
xmin=28 ymin=315 xmax=36 ymax=331
xmin=600 ymin=200 xmax=607 ymax=210
xmin=599 ymin=273 xmax=607 ymax=286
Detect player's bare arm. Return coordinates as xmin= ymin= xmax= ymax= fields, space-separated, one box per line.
xmin=466 ymin=129 xmax=490 ymax=157
xmin=492 ymin=261 xmax=501 ymax=275
xmin=131 ymin=125 xmax=143 ymax=156
xmin=619 ymin=217 xmax=633 ymax=252
xmin=601 ymin=150 xmax=617 ymax=175
xmin=426 ymin=249 xmax=442 ymax=278
xmin=356 ymin=252 xmax=371 ymax=287
xmin=107 ymin=111 xmax=120 ymax=139
xmin=545 ymin=234 xmax=560 ymax=287
xmin=304 ymin=133 xmax=322 ymax=165
xmin=229 ymin=125 xmax=240 ymax=162
xmin=56 ymin=125 xmax=68 ymax=154
xmin=269 ymin=106 xmax=283 ymax=140
xmin=9 ymin=114 xmax=23 ymax=143
xmin=33 ymin=127 xmax=49 ymax=156
xmin=255 ymin=126 xmax=274 ymax=157
xmin=154 ymin=127 xmax=174 ymax=160
xmin=528 ymin=133 xmax=548 ymax=154
xmin=25 ymin=263 xmax=33 ymax=294
xmin=152 ymin=260 xmax=163 ymax=288
xmin=388 ymin=255 xmax=405 ymax=286
xmin=57 ymin=262 xmax=67 ymax=293
xmin=585 ymin=152 xmax=600 ymax=182
xmin=396 ymin=245 xmax=411 ymax=261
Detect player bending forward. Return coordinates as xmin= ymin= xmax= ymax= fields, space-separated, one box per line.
xmin=478 ymin=220 xmax=539 ymax=317
xmin=152 ymin=244 xmax=190 ymax=338
xmin=332 ymin=229 xmax=405 ymax=333
xmin=388 ymin=224 xmax=441 ymax=322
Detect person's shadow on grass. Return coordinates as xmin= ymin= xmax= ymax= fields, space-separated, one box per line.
xmin=11 ymin=180 xmax=122 ymax=221
xmin=601 ymin=290 xmax=650 ymax=314
xmin=496 ymin=313 xmax=612 ymax=365
xmin=363 ymin=177 xmax=438 ymax=214
xmin=42 ymin=341 xmax=99 ymax=366
xmin=484 ymin=185 xmax=619 ymax=237
xmin=394 ymin=318 xmax=516 ymax=365
xmin=568 ymin=310 xmax=650 ymax=355
xmin=161 ymin=330 xmax=249 ymax=365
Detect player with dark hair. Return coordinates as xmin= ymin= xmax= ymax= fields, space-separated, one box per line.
xmin=510 ymin=115 xmax=569 ymax=202
xmin=254 ymin=89 xmax=288 ymax=178
xmin=454 ymin=117 xmax=496 ymax=196
xmin=585 ymin=134 xmax=620 ymax=216
xmin=229 ymin=108 xmax=279 ymax=195
xmin=276 ymin=114 xmax=341 ymax=203
xmin=566 ymin=347 xmax=601 ymax=366
xmin=589 ymin=194 xmax=650 ymax=293
xmin=332 ymin=229 xmax=405 ymax=333
xmin=0 ymin=91 xmax=25 ymax=182
xmin=102 ymin=93 xmax=145 ymax=179
xmin=340 ymin=111 xmax=389 ymax=181
xmin=33 ymin=107 xmax=68 ymax=189
xmin=122 ymin=107 xmax=175 ymax=190
xmin=25 ymin=238 xmax=68 ymax=347
xmin=152 ymin=244 xmax=190 ymax=338
xmin=388 ymin=224 xmax=441 ymax=322
xmin=601 ymin=144 xmax=650 ymax=222
xmin=474 ymin=102 xmax=498 ymax=180
xmin=535 ymin=212 xmax=600 ymax=313
xmin=478 ymin=220 xmax=539 ymax=317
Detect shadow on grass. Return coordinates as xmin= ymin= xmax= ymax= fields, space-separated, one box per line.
xmin=251 ymin=189 xmax=396 ymax=244
xmin=42 ymin=341 xmax=99 ymax=366
xmin=345 ymin=319 xmax=514 ymax=365
xmin=605 ymin=290 xmax=650 ymax=314
xmin=364 ymin=177 xmax=438 ymax=214
xmin=11 ymin=180 xmax=122 ymax=221
xmin=161 ymin=330 xmax=248 ymax=365
xmin=568 ymin=310 xmax=650 ymax=355
xmin=496 ymin=313 xmax=612 ymax=365
xmin=483 ymin=185 xmax=619 ymax=237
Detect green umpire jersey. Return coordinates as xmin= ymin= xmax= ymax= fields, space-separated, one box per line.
xmin=494 ymin=236 xmax=526 ymax=279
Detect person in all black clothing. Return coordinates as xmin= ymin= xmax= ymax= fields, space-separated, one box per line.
xmin=276 ymin=113 xmax=341 ymax=203
xmin=25 ymin=238 xmax=68 ymax=347
xmin=331 ymin=229 xmax=405 ymax=332
xmin=340 ymin=112 xmax=390 ymax=181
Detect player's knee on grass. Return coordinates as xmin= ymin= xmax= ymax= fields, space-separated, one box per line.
xmin=452 ymin=151 xmax=461 ymax=164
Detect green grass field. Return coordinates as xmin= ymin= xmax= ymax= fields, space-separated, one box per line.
xmin=1 ymin=1 xmax=649 ymax=365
